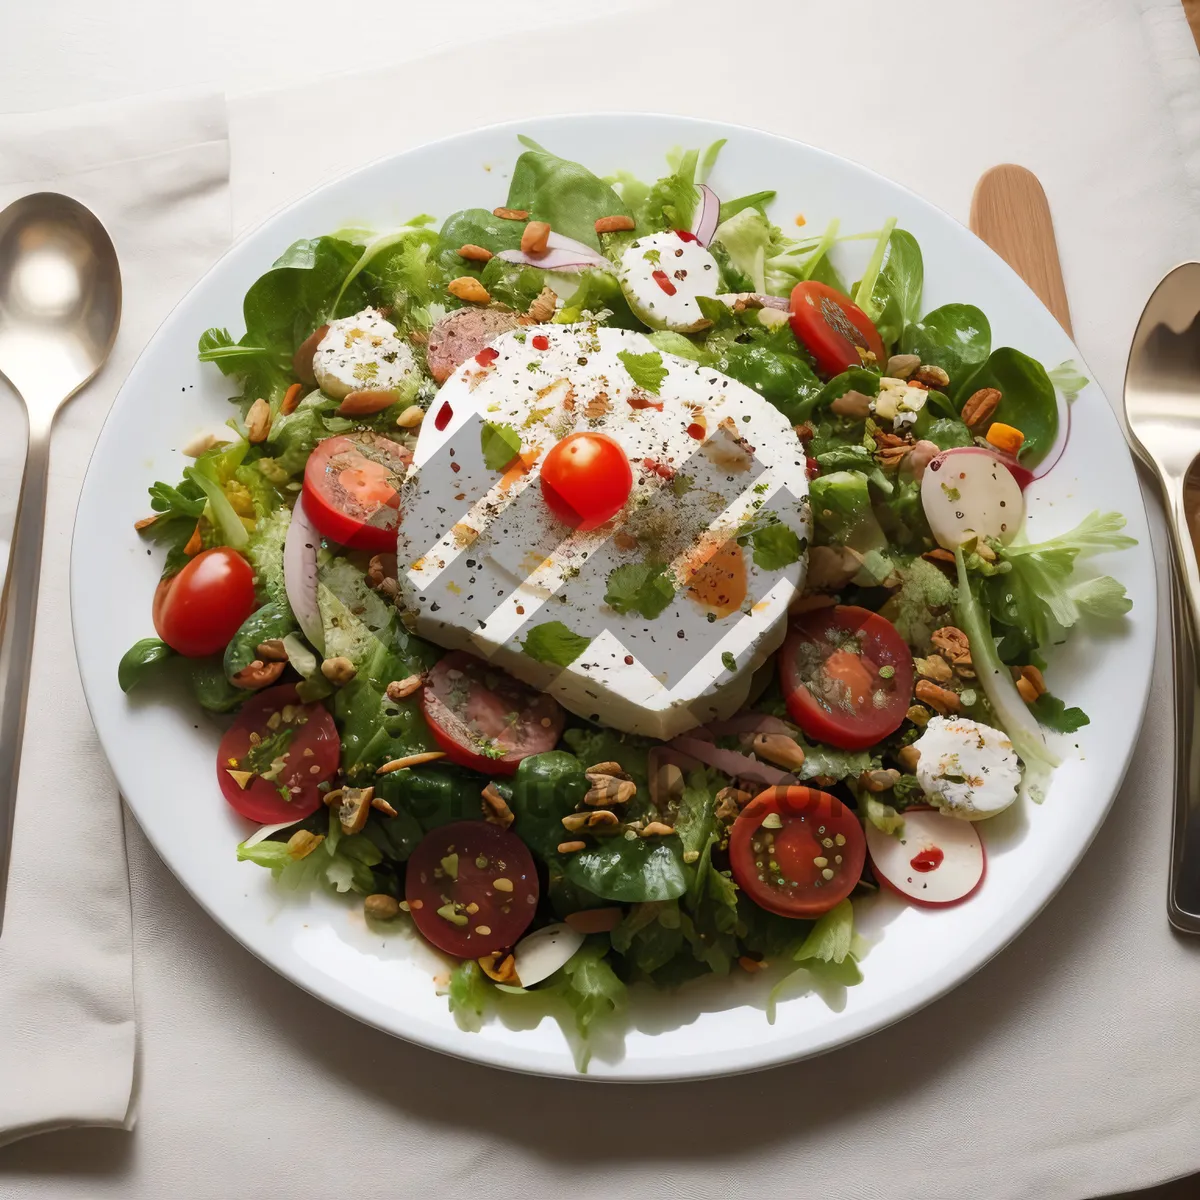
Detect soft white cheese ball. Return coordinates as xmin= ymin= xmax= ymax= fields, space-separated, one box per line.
xmin=312 ymin=307 xmax=416 ymax=399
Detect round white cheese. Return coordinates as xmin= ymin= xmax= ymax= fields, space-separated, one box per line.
xmin=617 ymin=231 xmax=721 ymax=332
xmin=913 ymin=715 xmax=1021 ymax=819
xmin=312 ymin=307 xmax=416 ymax=399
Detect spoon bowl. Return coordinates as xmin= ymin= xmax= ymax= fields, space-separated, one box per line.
xmin=0 ymin=193 xmax=121 ymax=932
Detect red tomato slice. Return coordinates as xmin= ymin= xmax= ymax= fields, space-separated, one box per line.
xmin=540 ymin=432 xmax=633 ymax=531
xmin=789 ymin=281 xmax=886 ymax=377
xmin=302 ymin=432 xmax=412 ymax=553
xmin=730 ymin=786 xmax=865 ymax=918
xmin=406 ymin=820 xmax=539 ymax=956
xmin=780 ymin=605 xmax=913 ymax=751
xmin=421 ymin=651 xmax=564 ymax=776
xmin=152 ymin=546 xmax=257 ymax=658
xmin=217 ymin=685 xmax=340 ymax=823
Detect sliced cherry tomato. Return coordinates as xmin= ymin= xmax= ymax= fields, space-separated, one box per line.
xmin=422 ymin=651 xmax=564 ymax=775
xmin=789 ymin=281 xmax=886 ymax=377
xmin=152 ymin=546 xmax=256 ymax=658
xmin=780 ymin=605 xmax=913 ymax=751
xmin=216 ymin=685 xmax=340 ymax=823
xmin=302 ymin=432 xmax=411 ymax=553
xmin=406 ymin=820 xmax=539 ymax=956
xmin=540 ymin=431 xmax=632 ymax=531
xmin=730 ymin=786 xmax=865 ymax=918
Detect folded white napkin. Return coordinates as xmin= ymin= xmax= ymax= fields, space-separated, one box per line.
xmin=0 ymin=90 xmax=230 ymax=1147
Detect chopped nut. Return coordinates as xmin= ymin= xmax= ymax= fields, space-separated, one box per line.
xmin=338 ymin=389 xmax=399 ymax=416
xmin=1013 ymin=665 xmax=1046 ymax=704
xmin=830 ymin=389 xmax=872 ymax=419
xmin=751 ymin=733 xmax=807 ymax=772
xmin=256 ymin=639 xmax=288 ymax=662
xmin=323 ymin=788 xmax=344 ymax=809
xmin=1019 ymin=663 xmax=1047 ymax=696
xmin=386 ymin=674 xmax=424 ymax=701
xmin=906 ymin=704 xmax=932 ymax=727
xmin=565 ymin=908 xmax=623 ymax=934
xmin=915 ymin=654 xmax=954 ymax=684
xmin=1015 ymin=676 xmax=1038 ymax=703
xmin=913 ymin=364 xmax=950 ymax=389
xmin=526 ymin=285 xmax=558 ymax=323
xmin=395 ymin=404 xmax=424 ymax=429
xmin=583 ymin=761 xmax=636 ymax=807
xmin=931 ymin=626 xmax=974 ymax=678
xmin=875 ymin=440 xmax=912 ymax=469
xmin=448 ymin=276 xmax=491 ymax=304
xmin=458 ymin=243 xmax=493 ymax=262
xmin=885 ymin=353 xmax=921 ymax=379
xmin=557 ymin=840 xmax=587 ymax=854
xmin=641 ymin=821 xmax=676 ymax=837
xmin=492 ymin=207 xmax=529 ymax=221
xmin=321 ymin=656 xmax=357 ymax=686
xmin=246 ymin=397 xmax=271 ymax=444
xmin=595 ymin=214 xmax=636 ymax=233
xmin=371 ymin=796 xmax=399 ymax=817
xmin=134 ymin=515 xmax=159 ymax=531
xmin=585 ymin=809 xmax=620 ymax=829
xmin=225 ymin=769 xmax=254 ymax=790
xmin=986 ymin=422 xmax=1025 ymax=454
xmin=961 ymin=387 xmax=1002 ymax=429
xmin=281 ymin=382 xmax=304 ymax=415
xmin=376 ymin=751 xmax=448 ymax=775
xmin=478 ymin=952 xmax=518 ymax=984
xmin=521 ymin=220 xmax=551 ymax=255
xmin=493 ymin=877 xmax=514 ymax=892
xmin=561 ymin=812 xmax=591 ymax=833
xmin=231 ymin=659 xmax=286 ymax=690
xmin=481 ymin=782 xmax=514 ymax=830
xmin=337 ymin=787 xmax=374 ymax=835
xmin=715 ymin=787 xmax=753 ymax=822
xmin=896 ymin=745 xmax=922 ymax=773
xmin=364 ymin=893 xmax=401 ymax=921
xmin=972 ymin=538 xmax=997 ymax=563
xmin=915 ymin=680 xmax=962 ymax=715
xmin=858 ymin=768 xmax=901 ymax=793
xmin=287 ymin=829 xmax=325 ymax=860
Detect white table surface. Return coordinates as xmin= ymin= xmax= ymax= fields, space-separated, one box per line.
xmin=3 ymin=2 xmax=1200 ymax=1198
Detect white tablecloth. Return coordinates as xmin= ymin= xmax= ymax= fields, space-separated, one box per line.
xmin=3 ymin=1 xmax=1200 ymax=1197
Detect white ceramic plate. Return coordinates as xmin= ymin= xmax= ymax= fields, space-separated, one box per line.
xmin=71 ymin=115 xmax=1156 ymax=1080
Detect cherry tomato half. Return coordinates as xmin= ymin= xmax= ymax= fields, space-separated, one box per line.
xmin=216 ymin=685 xmax=340 ymax=823
xmin=421 ymin=651 xmax=564 ymax=776
xmin=406 ymin=820 xmax=539 ymax=956
xmin=789 ymin=281 xmax=886 ymax=377
xmin=152 ymin=546 xmax=257 ymax=658
xmin=780 ymin=605 xmax=913 ymax=751
xmin=540 ymin=431 xmax=632 ymax=531
xmin=302 ymin=432 xmax=412 ymax=553
xmin=730 ymin=786 xmax=865 ymax=918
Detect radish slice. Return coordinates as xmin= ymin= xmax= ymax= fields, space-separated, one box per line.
xmin=1026 ymin=394 xmax=1071 ymax=483
xmin=692 ymin=183 xmax=721 ymax=247
xmin=865 ymin=807 xmax=986 ymax=907
xmin=545 ymin=230 xmax=607 ymax=259
xmin=512 ymin=922 xmax=584 ymax=988
xmin=495 ymin=247 xmax=611 ymax=272
xmin=921 ymin=446 xmax=1025 ymax=549
xmin=284 ymin=495 xmax=325 ymax=653
xmin=668 ymin=735 xmax=798 ymax=789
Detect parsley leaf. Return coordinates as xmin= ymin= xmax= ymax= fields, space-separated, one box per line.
xmin=750 ymin=522 xmax=805 ymax=570
xmin=480 ymin=421 xmax=522 ymax=471
xmin=721 ymin=651 xmax=737 ymax=672
xmin=604 ymin=561 xmax=675 ymax=619
xmin=522 ymin=621 xmax=592 ymax=667
xmin=617 ymin=350 xmax=667 ymax=395
xmin=1031 ymin=692 xmax=1090 ymax=733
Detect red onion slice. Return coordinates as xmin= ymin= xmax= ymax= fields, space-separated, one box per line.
xmin=692 ymin=184 xmax=721 ymax=247
xmin=545 ymin=230 xmax=604 ymax=258
xmin=495 ymin=247 xmax=611 ymax=273
xmin=668 ymin=736 xmax=797 ymax=790
xmin=284 ymin=494 xmax=324 ymax=653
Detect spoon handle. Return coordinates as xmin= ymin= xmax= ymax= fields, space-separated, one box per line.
xmin=0 ymin=422 xmax=51 ymax=935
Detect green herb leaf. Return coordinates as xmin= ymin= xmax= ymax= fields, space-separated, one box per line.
xmin=604 ymin=561 xmax=675 ymax=619
xmin=721 ymin=651 xmax=737 ymax=672
xmin=522 ymin=621 xmax=592 ymax=667
xmin=1031 ymin=692 xmax=1091 ymax=733
xmin=480 ymin=421 xmax=522 ymax=471
xmin=118 ymin=638 xmax=174 ymax=693
xmin=617 ymin=349 xmax=668 ymax=395
xmin=750 ymin=522 xmax=805 ymax=570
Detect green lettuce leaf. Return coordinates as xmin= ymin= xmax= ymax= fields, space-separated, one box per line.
xmin=522 ymin=621 xmax=592 ymax=667
xmin=617 ymin=349 xmax=667 ymax=394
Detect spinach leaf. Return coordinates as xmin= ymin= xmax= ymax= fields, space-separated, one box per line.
xmin=188 ymin=657 xmax=245 ymax=713
xmin=478 ymin=257 xmax=548 ymax=312
xmin=507 ymin=137 xmax=631 ymax=252
xmin=956 ymin=347 xmax=1059 ymax=463
xmin=815 ymin=367 xmax=881 ymax=410
xmin=684 ymin=840 xmax=740 ymax=974
xmin=604 ymin=561 xmax=675 ymax=619
xmin=375 ymin=765 xmax=486 ymax=831
xmin=717 ymin=343 xmax=823 ymax=424
xmin=118 ymin=638 xmax=174 ymax=693
xmin=222 ymin=601 xmax=296 ymax=683
xmin=611 ymin=902 xmax=686 ymax=975
xmin=522 ymin=621 xmax=592 ymax=667
xmin=558 ymin=269 xmax=641 ymax=329
xmin=913 ymin=413 xmax=973 ymax=450
xmin=434 ymin=208 xmax=526 ymax=277
xmin=899 ymin=304 xmax=991 ymax=394
xmin=868 ymin=230 xmax=923 ymax=347
xmin=617 ymin=350 xmax=667 ymax=395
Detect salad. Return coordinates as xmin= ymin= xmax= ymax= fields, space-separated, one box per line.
xmin=120 ymin=137 xmax=1135 ymax=1068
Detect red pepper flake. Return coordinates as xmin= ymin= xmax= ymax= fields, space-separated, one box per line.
xmin=626 ymin=394 xmax=664 ymax=411
xmin=623 ymin=654 xmax=634 ymax=665
xmin=674 ymin=229 xmax=699 ymax=243
xmin=642 ymin=457 xmax=675 ymax=481
xmin=451 ymin=461 xmax=461 ymax=473
xmin=805 ymin=455 xmax=820 ymax=480
xmin=475 ymin=346 xmax=499 ymax=367
xmin=531 ymin=334 xmax=549 ymax=351
xmin=434 ymin=401 xmax=453 ymax=431
xmin=686 ymin=422 xmax=705 ymax=441
xmin=652 ymin=269 xmax=677 ymax=296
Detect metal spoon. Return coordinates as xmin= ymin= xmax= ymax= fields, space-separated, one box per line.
xmin=0 ymin=194 xmax=121 ymax=933
xmin=1124 ymin=262 xmax=1200 ymax=933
